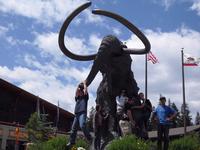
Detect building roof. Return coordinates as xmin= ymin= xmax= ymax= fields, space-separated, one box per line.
xmin=148 ymin=125 xmax=200 ymax=138
xmin=0 ymin=78 xmax=74 ymax=117
xmin=0 ymin=78 xmax=74 ymax=132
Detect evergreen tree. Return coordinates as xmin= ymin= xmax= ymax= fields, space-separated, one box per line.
xmin=25 ymin=112 xmax=55 ymax=143
xmin=178 ymin=103 xmax=192 ymax=127
xmin=170 ymin=102 xmax=181 ymax=128
xmin=168 ymin=99 xmax=171 ymax=107
xmin=195 ymin=112 xmax=200 ymax=125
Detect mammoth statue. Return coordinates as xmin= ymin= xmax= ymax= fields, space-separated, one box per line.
xmin=58 ymin=1 xmax=151 ymax=144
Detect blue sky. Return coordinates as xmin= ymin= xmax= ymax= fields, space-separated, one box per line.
xmin=0 ymin=0 xmax=200 ymax=121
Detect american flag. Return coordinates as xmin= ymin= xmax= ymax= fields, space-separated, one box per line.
xmin=147 ymin=51 xmax=158 ymax=64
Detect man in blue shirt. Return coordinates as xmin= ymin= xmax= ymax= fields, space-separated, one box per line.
xmin=66 ymin=82 xmax=92 ymax=150
xmin=152 ymin=97 xmax=177 ymax=150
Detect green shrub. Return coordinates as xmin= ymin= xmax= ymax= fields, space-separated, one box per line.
xmin=27 ymin=135 xmax=67 ymax=150
xmin=27 ymin=135 xmax=89 ymax=150
xmin=76 ymin=138 xmax=90 ymax=149
xmin=106 ymin=135 xmax=151 ymax=150
xmin=169 ymin=134 xmax=200 ymax=150
xmin=25 ymin=112 xmax=55 ymax=143
xmin=45 ymin=135 xmax=67 ymax=150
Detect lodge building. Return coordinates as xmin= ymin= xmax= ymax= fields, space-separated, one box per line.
xmin=0 ymin=78 xmax=74 ymax=150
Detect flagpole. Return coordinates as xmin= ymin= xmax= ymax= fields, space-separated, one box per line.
xmin=181 ymin=48 xmax=186 ymax=135
xmin=145 ymin=54 xmax=148 ymax=100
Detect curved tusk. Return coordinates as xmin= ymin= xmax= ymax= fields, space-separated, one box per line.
xmin=92 ymin=9 xmax=151 ymax=54
xmin=58 ymin=2 xmax=97 ymax=61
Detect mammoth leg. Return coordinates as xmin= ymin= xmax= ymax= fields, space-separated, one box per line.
xmin=96 ymin=80 xmax=117 ymax=144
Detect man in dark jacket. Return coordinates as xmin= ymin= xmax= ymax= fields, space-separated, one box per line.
xmin=66 ymin=82 xmax=92 ymax=150
xmin=139 ymin=92 xmax=152 ymax=138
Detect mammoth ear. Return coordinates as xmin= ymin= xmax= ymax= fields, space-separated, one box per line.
xmin=92 ymin=9 xmax=151 ymax=55
xmin=58 ymin=2 xmax=97 ymax=61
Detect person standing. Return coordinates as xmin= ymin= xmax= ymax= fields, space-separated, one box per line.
xmin=116 ymin=90 xmax=128 ymax=115
xmin=66 ymin=82 xmax=92 ymax=150
xmin=125 ymin=96 xmax=143 ymax=137
xmin=139 ymin=92 xmax=152 ymax=139
xmin=152 ymin=97 xmax=177 ymax=150
xmin=116 ymin=89 xmax=129 ymax=137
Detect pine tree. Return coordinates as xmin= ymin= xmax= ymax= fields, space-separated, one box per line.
xmin=168 ymin=99 xmax=171 ymax=107
xmin=25 ymin=112 xmax=55 ymax=143
xmin=178 ymin=103 xmax=192 ymax=127
xmin=195 ymin=112 xmax=200 ymax=125
xmin=170 ymin=102 xmax=181 ymax=128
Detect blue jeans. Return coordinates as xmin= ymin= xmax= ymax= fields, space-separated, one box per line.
xmin=69 ymin=112 xmax=91 ymax=144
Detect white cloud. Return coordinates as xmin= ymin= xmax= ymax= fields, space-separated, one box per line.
xmin=84 ymin=9 xmax=104 ymax=24
xmin=152 ymin=0 xmax=200 ymax=16
xmin=23 ymin=54 xmax=88 ymax=82
xmin=34 ymin=32 xmax=89 ymax=61
xmin=88 ymin=34 xmax=102 ymax=51
xmin=152 ymin=0 xmax=176 ymax=10
xmin=34 ymin=32 xmax=61 ymax=59
xmin=0 ymin=25 xmax=31 ymax=46
xmin=190 ymin=0 xmax=200 ymax=16
xmin=34 ymin=32 xmax=102 ymax=61
xmin=5 ymin=36 xmax=31 ymax=46
xmin=112 ymin=27 xmax=122 ymax=36
xmin=0 ymin=66 xmax=55 ymax=83
xmin=34 ymin=32 xmax=86 ymax=60
xmin=0 ymin=0 xmax=103 ymax=27
xmin=0 ymin=25 xmax=8 ymax=36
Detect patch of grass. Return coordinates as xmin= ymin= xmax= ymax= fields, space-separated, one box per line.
xmin=169 ymin=134 xmax=200 ymax=150
xmin=27 ymin=135 xmax=89 ymax=150
xmin=106 ymin=135 xmax=151 ymax=150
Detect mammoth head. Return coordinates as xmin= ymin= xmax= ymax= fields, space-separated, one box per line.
xmin=58 ymin=2 xmax=151 ymax=61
